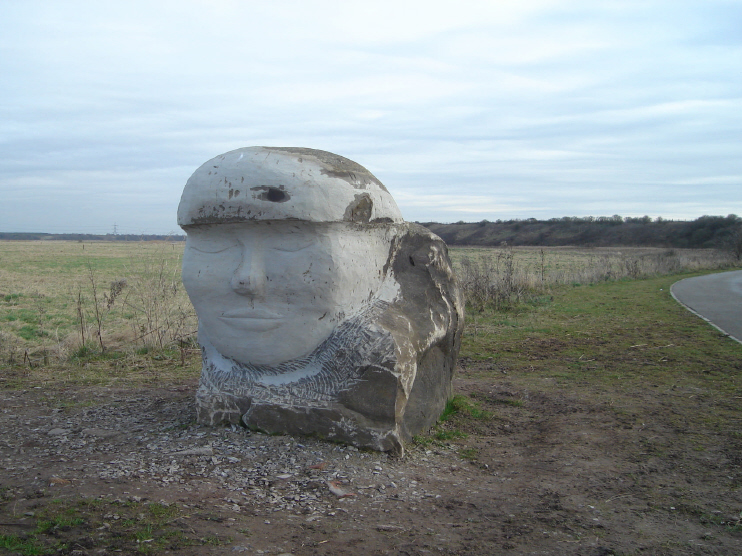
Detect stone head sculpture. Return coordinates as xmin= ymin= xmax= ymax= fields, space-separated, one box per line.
xmin=179 ymin=147 xmax=463 ymax=453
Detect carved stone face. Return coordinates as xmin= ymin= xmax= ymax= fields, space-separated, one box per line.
xmin=181 ymin=221 xmax=391 ymax=366
xmin=178 ymin=147 xmax=403 ymax=367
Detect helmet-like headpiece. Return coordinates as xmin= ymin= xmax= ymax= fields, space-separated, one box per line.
xmin=178 ymin=147 xmax=403 ymax=227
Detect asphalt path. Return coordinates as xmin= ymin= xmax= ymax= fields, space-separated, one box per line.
xmin=671 ymin=269 xmax=742 ymax=344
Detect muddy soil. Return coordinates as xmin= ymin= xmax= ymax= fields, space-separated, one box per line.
xmin=1 ymin=372 xmax=741 ymax=555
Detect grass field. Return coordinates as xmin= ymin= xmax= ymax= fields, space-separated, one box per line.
xmin=0 ymin=240 xmax=737 ymax=379
xmin=452 ymin=244 xmax=735 ymax=311
xmin=435 ymin=270 xmax=742 ymax=553
xmin=0 ymin=240 xmax=197 ymax=383
xmin=450 ymin=245 xmax=733 ymax=282
xmin=1 ymin=240 xmax=741 ymax=554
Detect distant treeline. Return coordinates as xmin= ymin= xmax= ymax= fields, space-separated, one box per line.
xmin=0 ymin=233 xmax=186 ymax=242
xmin=3 ymin=214 xmax=741 ymax=249
xmin=420 ymin=215 xmax=742 ymax=249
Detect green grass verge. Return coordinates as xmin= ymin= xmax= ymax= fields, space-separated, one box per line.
xmin=0 ymin=497 xmax=232 ymax=555
xmin=461 ymin=271 xmax=741 ymax=390
xmin=418 ymin=269 xmax=742 ymax=467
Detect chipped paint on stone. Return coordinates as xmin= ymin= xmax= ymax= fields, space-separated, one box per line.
xmin=343 ymin=193 xmax=373 ymax=223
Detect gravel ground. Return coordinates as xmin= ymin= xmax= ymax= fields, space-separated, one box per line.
xmin=1 ymin=384 xmax=488 ymax=555
xmin=2 ymin=379 xmax=741 ymax=555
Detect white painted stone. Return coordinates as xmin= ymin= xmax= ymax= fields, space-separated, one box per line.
xmin=178 ymin=147 xmax=464 ymax=453
xmin=178 ymin=147 xmax=403 ymax=226
xmin=182 ymin=221 xmax=394 ymax=366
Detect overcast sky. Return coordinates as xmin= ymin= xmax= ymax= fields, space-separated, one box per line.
xmin=1 ymin=0 xmax=740 ymax=234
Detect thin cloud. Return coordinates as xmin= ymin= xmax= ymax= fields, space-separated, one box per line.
xmin=0 ymin=0 xmax=740 ymax=233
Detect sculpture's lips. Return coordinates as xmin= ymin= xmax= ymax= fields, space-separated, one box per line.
xmin=217 ymin=311 xmax=283 ymax=331
xmin=219 ymin=310 xmax=282 ymax=320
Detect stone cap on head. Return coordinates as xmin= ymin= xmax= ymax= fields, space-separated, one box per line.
xmin=178 ymin=147 xmax=404 ymax=227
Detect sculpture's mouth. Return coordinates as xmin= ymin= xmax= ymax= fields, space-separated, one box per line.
xmin=217 ymin=312 xmax=283 ymax=331
xmin=219 ymin=309 xmax=282 ymax=320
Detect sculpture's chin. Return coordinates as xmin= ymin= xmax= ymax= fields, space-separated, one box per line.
xmin=201 ymin=328 xmax=322 ymax=368
xmin=224 ymin=350 xmax=310 ymax=368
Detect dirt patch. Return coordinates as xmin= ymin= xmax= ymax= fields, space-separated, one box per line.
xmin=1 ymin=372 xmax=740 ymax=556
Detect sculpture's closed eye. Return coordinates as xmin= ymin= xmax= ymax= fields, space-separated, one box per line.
xmin=271 ymin=240 xmax=315 ymax=253
xmin=188 ymin=239 xmax=239 ymax=254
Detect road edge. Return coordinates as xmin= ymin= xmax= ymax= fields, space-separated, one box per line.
xmin=670 ymin=276 xmax=742 ymax=345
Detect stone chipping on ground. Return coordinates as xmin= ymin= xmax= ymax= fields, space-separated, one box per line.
xmin=1 ymin=387 xmax=458 ymax=520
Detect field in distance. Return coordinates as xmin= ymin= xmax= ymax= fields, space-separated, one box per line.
xmin=0 ymin=239 xmax=197 ymax=383
xmin=0 ymin=240 xmax=737 ymax=379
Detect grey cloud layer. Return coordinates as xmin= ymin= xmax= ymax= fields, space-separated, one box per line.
xmin=1 ymin=0 xmax=740 ymax=233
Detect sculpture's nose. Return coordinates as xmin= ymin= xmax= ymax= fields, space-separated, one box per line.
xmin=231 ymin=246 xmax=265 ymax=297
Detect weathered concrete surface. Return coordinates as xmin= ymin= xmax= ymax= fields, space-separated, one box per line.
xmin=178 ymin=148 xmax=464 ymax=454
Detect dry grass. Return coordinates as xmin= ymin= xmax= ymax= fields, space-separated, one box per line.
xmin=0 ymin=240 xmax=197 ymax=380
xmin=0 ymin=240 xmax=737 ymax=384
xmin=451 ymin=245 xmax=737 ymax=311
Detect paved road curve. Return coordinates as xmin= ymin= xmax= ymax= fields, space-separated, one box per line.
xmin=671 ymin=269 xmax=742 ymax=344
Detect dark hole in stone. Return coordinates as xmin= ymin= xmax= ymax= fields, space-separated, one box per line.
xmin=251 ymin=186 xmax=291 ymax=203
xmin=267 ymin=188 xmax=286 ymax=202
xmin=409 ymin=256 xmax=415 ymax=266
